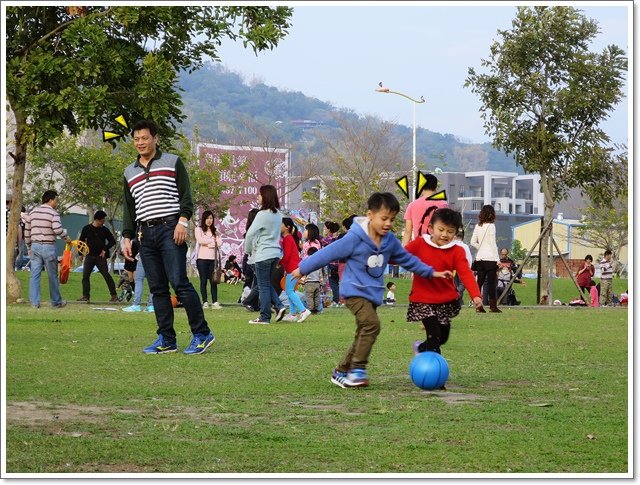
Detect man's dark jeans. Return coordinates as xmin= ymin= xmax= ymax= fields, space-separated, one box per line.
xmin=140 ymin=221 xmax=210 ymax=344
xmin=254 ymin=257 xmax=284 ymax=322
xmin=81 ymin=255 xmax=117 ymax=299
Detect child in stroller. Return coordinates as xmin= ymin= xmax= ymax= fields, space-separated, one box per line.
xmin=496 ymin=267 xmax=520 ymax=305
xmin=496 ymin=249 xmax=521 ymax=306
xmin=224 ymin=255 xmax=243 ymax=285
xmin=116 ymin=273 xmax=134 ymax=302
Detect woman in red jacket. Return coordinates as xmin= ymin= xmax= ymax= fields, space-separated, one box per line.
xmin=280 ymin=217 xmax=312 ymax=322
xmin=405 ymin=208 xmax=484 ymax=357
xmin=576 ymin=255 xmax=595 ymax=301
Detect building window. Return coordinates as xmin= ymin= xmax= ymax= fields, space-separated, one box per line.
xmin=459 ymin=185 xmax=465 ymax=197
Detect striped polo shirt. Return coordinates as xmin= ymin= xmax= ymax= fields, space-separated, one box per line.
xmin=122 ymin=150 xmax=194 ymax=239
xmin=599 ymin=258 xmax=615 ymax=280
xmin=25 ymin=204 xmax=67 ymax=246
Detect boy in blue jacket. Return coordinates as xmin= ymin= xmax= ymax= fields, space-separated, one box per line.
xmin=292 ymin=192 xmax=452 ymax=388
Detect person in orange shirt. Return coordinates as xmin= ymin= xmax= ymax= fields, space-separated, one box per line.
xmin=405 ymin=208 xmax=484 ymax=358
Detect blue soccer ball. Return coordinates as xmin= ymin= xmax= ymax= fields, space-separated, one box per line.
xmin=409 ymin=351 xmax=449 ymax=390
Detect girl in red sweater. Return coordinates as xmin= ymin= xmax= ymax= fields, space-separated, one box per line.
xmin=280 ymin=217 xmax=312 ymax=322
xmin=405 ymin=208 xmax=484 ymax=356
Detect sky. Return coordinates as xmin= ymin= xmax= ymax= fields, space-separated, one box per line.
xmin=215 ymin=1 xmax=631 ymax=146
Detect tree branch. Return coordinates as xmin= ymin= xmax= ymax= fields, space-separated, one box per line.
xmin=16 ymin=7 xmax=115 ymax=57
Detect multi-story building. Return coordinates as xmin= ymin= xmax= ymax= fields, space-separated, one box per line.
xmin=289 ymin=169 xmax=591 ymax=252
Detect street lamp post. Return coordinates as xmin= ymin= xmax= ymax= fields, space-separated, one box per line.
xmin=375 ymin=83 xmax=425 ymax=201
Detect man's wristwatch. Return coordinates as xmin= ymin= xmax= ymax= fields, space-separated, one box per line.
xmin=178 ymin=220 xmax=189 ymax=228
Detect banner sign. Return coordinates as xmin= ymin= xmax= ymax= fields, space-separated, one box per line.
xmin=196 ymin=143 xmax=290 ymax=266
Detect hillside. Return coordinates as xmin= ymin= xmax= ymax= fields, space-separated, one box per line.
xmin=177 ymin=63 xmax=521 ymax=174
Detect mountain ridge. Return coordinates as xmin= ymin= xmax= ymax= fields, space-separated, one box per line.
xmin=177 ymin=63 xmax=522 ymax=174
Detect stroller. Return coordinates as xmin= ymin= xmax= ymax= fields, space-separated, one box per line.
xmin=224 ymin=256 xmax=243 ymax=285
xmin=116 ymin=273 xmax=134 ymax=302
xmin=496 ymin=266 xmax=520 ymax=306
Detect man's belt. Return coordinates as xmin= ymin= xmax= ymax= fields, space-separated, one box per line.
xmin=140 ymin=215 xmax=179 ymax=227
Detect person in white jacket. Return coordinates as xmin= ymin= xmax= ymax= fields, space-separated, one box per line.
xmin=470 ymin=205 xmax=501 ymax=313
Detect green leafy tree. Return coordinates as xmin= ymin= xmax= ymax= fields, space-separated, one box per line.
xmin=574 ymin=196 xmax=628 ymax=276
xmin=465 ymin=6 xmax=627 ymax=304
xmin=5 ymin=5 xmax=292 ymax=301
xmin=27 ymin=134 xmax=135 ymax=219
xmin=510 ymin=239 xmax=527 ymax=262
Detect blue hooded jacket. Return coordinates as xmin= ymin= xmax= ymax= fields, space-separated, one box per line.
xmin=298 ymin=216 xmax=435 ymax=306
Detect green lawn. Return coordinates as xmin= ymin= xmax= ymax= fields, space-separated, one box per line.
xmin=4 ymin=271 xmax=630 ymax=475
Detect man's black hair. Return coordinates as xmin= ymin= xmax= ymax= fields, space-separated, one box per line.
xmin=386 ymin=281 xmax=395 ymax=290
xmin=94 ymin=210 xmax=107 ymax=220
xmin=367 ymin=192 xmax=400 ymax=214
xmin=430 ymin=208 xmax=462 ymax=231
xmin=422 ymin=173 xmax=438 ymax=192
xmin=131 ymin=120 xmax=158 ymax=137
xmin=41 ymin=190 xmax=58 ymax=204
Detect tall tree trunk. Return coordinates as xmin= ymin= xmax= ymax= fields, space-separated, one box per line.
xmin=539 ymin=172 xmax=555 ymax=306
xmin=6 ymin=107 xmax=28 ymax=303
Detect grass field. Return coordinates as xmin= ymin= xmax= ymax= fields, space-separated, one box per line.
xmin=4 ymin=271 xmax=630 ymax=475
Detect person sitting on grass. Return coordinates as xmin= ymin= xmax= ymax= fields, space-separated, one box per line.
xmin=384 ymin=282 xmax=396 ymax=305
xmin=292 ymin=192 xmax=452 ymax=389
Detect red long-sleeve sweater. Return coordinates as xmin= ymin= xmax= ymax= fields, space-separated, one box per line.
xmin=405 ymin=236 xmax=481 ymax=304
xmin=280 ymin=234 xmax=301 ymax=273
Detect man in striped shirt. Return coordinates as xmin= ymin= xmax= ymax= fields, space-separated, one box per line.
xmin=25 ymin=190 xmax=71 ymax=308
xmin=121 ymin=120 xmax=215 ymax=355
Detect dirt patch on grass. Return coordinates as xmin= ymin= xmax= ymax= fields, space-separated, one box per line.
xmin=437 ymin=391 xmax=485 ymax=404
xmin=6 ymin=401 xmax=119 ymax=425
xmin=482 ymin=380 xmax=533 ymax=389
xmin=6 ymin=401 xmax=256 ymax=430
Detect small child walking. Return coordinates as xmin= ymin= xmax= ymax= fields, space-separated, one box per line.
xmin=281 ymin=217 xmax=312 ymax=323
xmin=293 ymin=192 xmax=452 ymax=389
xmin=302 ymin=246 xmax=323 ymax=313
xmin=404 ymin=208 xmax=484 ymax=359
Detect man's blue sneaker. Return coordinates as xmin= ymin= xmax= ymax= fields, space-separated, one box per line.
xmin=183 ymin=332 xmax=215 ymax=355
xmin=143 ymin=335 xmax=177 ymax=354
xmin=123 ymin=304 xmax=141 ymax=312
xmin=344 ymin=368 xmax=369 ymax=388
xmin=331 ymin=368 xmax=348 ymax=388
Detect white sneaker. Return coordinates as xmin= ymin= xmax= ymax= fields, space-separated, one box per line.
xmin=202 ymin=301 xmax=210 ymax=309
xmin=282 ymin=314 xmax=299 ymax=322
xmin=297 ymin=309 xmax=312 ymax=322
xmin=211 ymin=301 xmax=222 ymax=309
